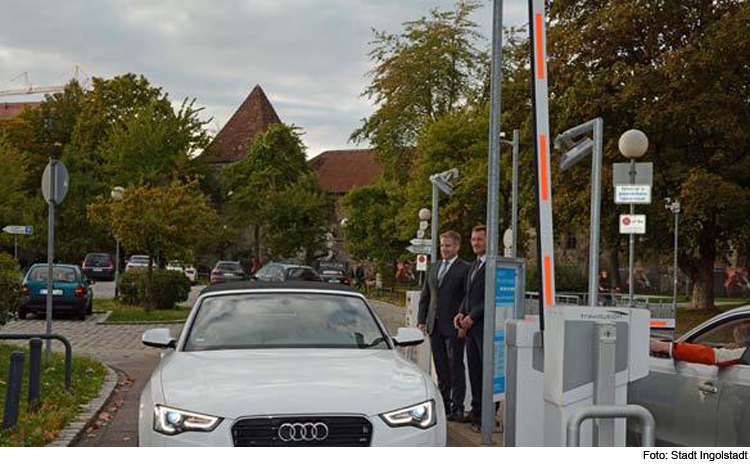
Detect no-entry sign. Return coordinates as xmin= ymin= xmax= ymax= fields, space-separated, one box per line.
xmin=620 ymin=214 xmax=646 ymax=234
xmin=416 ymin=254 xmax=428 ymax=272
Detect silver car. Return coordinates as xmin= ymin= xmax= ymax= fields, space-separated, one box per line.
xmin=629 ymin=305 xmax=750 ymax=446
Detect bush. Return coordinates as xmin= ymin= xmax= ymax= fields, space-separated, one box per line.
xmin=117 ymin=269 xmax=190 ymax=309
xmin=526 ymin=261 xmax=588 ymax=293
xmin=0 ymin=270 xmax=21 ymax=324
xmin=0 ymin=253 xmax=21 ymax=324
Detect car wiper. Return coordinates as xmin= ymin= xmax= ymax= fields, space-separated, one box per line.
xmin=358 ymin=336 xmax=385 ymax=349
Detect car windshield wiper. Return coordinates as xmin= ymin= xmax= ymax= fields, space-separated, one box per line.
xmin=358 ymin=336 xmax=385 ymax=349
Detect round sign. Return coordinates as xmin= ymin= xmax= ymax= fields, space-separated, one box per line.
xmin=41 ymin=161 xmax=69 ymax=205
xmin=622 ymin=216 xmax=631 ymax=226
xmin=417 ymin=229 xmax=425 ymax=239
xmin=417 ymin=255 xmax=427 ymax=264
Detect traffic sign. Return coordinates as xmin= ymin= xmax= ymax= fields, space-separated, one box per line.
xmin=41 ymin=161 xmax=69 ymax=205
xmin=410 ymin=238 xmax=432 ymax=246
xmin=416 ymin=254 xmax=428 ymax=272
xmin=406 ymin=244 xmax=432 ymax=255
xmin=419 ymin=220 xmax=429 ymax=230
xmin=416 ymin=229 xmax=425 ymax=239
xmin=615 ymin=185 xmax=651 ymax=204
xmin=613 ymin=162 xmax=653 ymax=186
xmin=2 ymin=226 xmax=33 ymax=235
xmin=620 ymin=214 xmax=646 ymax=234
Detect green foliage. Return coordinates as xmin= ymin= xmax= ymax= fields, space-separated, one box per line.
xmin=0 ymin=253 xmax=21 ymax=324
xmin=351 ymin=0 xmax=489 ymax=179
xmin=547 ymin=0 xmax=750 ymax=308
xmin=343 ymin=179 xmax=406 ymax=265
xmin=118 ymin=270 xmax=143 ymax=306
xmin=116 ymin=269 xmax=190 ymax=310
xmin=526 ymin=260 xmax=588 ymax=293
xmin=225 ymin=124 xmax=329 ymax=260
xmin=96 ymin=298 xmax=189 ymax=323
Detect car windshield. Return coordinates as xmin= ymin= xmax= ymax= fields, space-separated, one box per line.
xmin=217 ymin=262 xmax=241 ymax=271
xmin=185 ymin=293 xmax=388 ymax=351
xmin=28 ymin=266 xmax=78 ymax=283
xmin=85 ymin=254 xmax=111 ymax=265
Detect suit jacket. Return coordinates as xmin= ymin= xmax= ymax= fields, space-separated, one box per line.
xmin=460 ymin=258 xmax=486 ymax=332
xmin=417 ymin=258 xmax=470 ymax=336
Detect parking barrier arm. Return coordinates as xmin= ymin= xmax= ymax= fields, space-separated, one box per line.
xmin=0 ymin=334 xmax=73 ymax=391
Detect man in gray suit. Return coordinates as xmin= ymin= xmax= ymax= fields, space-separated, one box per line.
xmin=418 ymin=230 xmax=470 ymax=421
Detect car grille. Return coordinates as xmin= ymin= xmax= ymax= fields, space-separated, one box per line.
xmin=231 ymin=416 xmax=373 ymax=447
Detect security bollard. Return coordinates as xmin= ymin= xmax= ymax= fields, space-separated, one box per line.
xmin=29 ymin=338 xmax=43 ymax=408
xmin=3 ymin=352 xmax=25 ymax=430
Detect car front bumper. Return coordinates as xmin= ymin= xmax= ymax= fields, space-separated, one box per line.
xmin=139 ymin=414 xmax=446 ymax=447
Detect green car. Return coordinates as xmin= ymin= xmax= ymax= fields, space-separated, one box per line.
xmin=20 ymin=264 xmax=94 ymax=320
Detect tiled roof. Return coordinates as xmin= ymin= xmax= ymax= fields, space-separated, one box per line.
xmin=0 ymin=102 xmax=41 ymax=121
xmin=199 ymin=85 xmax=281 ymax=164
xmin=308 ymin=149 xmax=383 ymax=194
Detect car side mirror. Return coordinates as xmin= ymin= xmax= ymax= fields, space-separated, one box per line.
xmin=142 ymin=328 xmax=177 ymax=349
xmin=392 ymin=327 xmax=424 ymax=347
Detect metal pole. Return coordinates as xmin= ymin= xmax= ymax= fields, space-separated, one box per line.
xmin=672 ymin=205 xmax=679 ymax=313
xmin=511 ymin=129 xmax=519 ymax=258
xmin=14 ymin=235 xmax=18 ymax=261
xmin=431 ymin=184 xmax=439 ymax=265
xmin=115 ymin=238 xmax=120 ymax=298
xmin=28 ymin=338 xmax=42 ymax=408
xmin=2 ymin=352 xmax=25 ymax=430
xmin=45 ymin=160 xmax=56 ymax=363
xmin=628 ymin=159 xmax=635 ymax=308
xmin=481 ymin=0 xmax=503 ymax=446
xmin=589 ymin=118 xmax=603 ymax=306
xmin=593 ymin=322 xmax=616 ymax=446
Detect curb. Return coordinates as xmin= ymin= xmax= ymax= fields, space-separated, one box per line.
xmin=46 ymin=365 xmax=119 ymax=447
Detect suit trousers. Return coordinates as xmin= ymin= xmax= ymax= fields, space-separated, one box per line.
xmin=430 ymin=329 xmax=466 ymax=412
xmin=465 ymin=325 xmax=483 ymax=421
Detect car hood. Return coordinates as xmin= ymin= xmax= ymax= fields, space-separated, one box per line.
xmin=157 ymin=349 xmax=429 ymax=419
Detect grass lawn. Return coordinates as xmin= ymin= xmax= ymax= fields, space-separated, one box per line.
xmin=95 ymin=299 xmax=190 ymax=323
xmin=0 ymin=344 xmax=107 ymax=446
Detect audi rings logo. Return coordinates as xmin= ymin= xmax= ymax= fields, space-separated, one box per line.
xmin=277 ymin=422 xmax=329 ymax=442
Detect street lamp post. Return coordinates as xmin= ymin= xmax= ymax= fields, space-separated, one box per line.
xmin=665 ymin=198 xmax=681 ymax=313
xmin=111 ymin=187 xmax=124 ymax=298
xmin=554 ymin=118 xmax=604 ymax=306
xmin=618 ymin=130 xmax=649 ymax=307
xmin=428 ymin=169 xmax=459 ymax=265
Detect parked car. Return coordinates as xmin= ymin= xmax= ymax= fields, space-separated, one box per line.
xmin=138 ymin=281 xmax=445 ymax=446
xmin=126 ymin=255 xmax=151 ymax=272
xmin=167 ymin=261 xmax=197 ymax=284
xmin=81 ymin=253 xmax=115 ymax=282
xmin=320 ymin=269 xmax=350 ymax=286
xmin=19 ymin=264 xmax=94 ymax=320
xmin=628 ymin=305 xmax=750 ymax=446
xmin=253 ymin=263 xmax=322 ymax=283
xmin=210 ymin=261 xmax=246 ymax=284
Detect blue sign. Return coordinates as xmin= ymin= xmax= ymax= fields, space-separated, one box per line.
xmin=25 ymin=226 xmax=33 ymax=235
xmin=493 ymin=331 xmax=505 ymax=394
xmin=495 ymin=266 xmax=517 ymax=306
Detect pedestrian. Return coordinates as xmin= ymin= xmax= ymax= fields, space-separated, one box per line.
xmin=417 ymin=231 xmax=470 ymax=422
xmin=454 ymin=225 xmax=493 ymax=432
xmin=355 ymin=264 xmax=365 ymax=289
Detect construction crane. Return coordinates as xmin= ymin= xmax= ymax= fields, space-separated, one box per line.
xmin=0 ymin=70 xmax=75 ymax=98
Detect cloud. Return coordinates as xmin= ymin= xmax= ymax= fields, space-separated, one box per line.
xmin=0 ymin=0 xmax=529 ymax=158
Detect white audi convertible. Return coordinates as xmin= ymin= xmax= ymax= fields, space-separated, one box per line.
xmin=138 ymin=281 xmax=446 ymax=446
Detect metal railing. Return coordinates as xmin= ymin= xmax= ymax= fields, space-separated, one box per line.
xmin=0 ymin=333 xmax=73 ymax=391
xmin=566 ymin=404 xmax=655 ymax=447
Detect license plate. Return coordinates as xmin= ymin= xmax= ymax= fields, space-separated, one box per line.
xmin=93 ymin=267 xmax=103 ymax=272
xmin=331 ymin=279 xmax=340 ymax=283
xmin=225 ymin=273 xmax=235 ymax=277
xmin=40 ymin=289 xmax=63 ymax=295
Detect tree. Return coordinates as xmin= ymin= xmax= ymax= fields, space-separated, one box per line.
xmin=342 ymin=179 xmax=406 ymax=265
xmin=351 ymin=0 xmax=488 ymax=180
xmin=547 ymin=0 xmax=750 ymax=309
xmin=88 ymin=182 xmax=219 ymax=310
xmin=224 ymin=124 xmax=314 ymax=258
xmin=263 ymin=174 xmax=332 ymax=264
xmin=0 ymin=134 xmax=30 ymax=256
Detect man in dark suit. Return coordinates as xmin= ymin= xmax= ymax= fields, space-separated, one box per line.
xmin=418 ymin=231 xmax=470 ymax=421
xmin=455 ymin=225 xmax=488 ymax=431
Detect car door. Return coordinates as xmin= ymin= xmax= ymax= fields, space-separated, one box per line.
xmin=630 ymin=357 xmax=720 ymax=446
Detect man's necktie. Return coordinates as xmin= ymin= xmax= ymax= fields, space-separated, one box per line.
xmin=437 ymin=260 xmax=448 ymax=285
xmin=470 ymin=259 xmax=482 ymax=283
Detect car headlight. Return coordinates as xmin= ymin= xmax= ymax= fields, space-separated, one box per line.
xmin=153 ymin=405 xmax=222 ymax=435
xmin=380 ymin=400 xmax=436 ymax=429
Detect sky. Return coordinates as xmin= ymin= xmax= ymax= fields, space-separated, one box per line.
xmin=0 ymin=0 xmax=528 ymax=158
